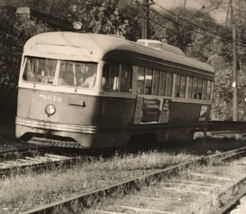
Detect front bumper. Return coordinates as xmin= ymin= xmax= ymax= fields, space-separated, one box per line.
xmin=15 ymin=117 xmax=97 ymax=134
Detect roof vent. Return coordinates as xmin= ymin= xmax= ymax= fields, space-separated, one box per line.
xmin=136 ymin=39 xmax=185 ymax=56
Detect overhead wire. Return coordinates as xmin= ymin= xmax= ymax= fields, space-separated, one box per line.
xmin=130 ymin=0 xmax=224 ymax=55
xmin=151 ymin=0 xmax=246 ymax=48
xmin=78 ymin=0 xmax=233 ymax=56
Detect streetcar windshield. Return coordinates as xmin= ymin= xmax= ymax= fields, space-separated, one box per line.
xmin=22 ymin=57 xmax=97 ymax=88
xmin=58 ymin=60 xmax=97 ymax=88
xmin=23 ymin=57 xmax=57 ymax=84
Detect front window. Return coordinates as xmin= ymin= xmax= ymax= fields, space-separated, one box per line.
xmin=22 ymin=57 xmax=97 ymax=88
xmin=58 ymin=61 xmax=97 ymax=88
xmin=23 ymin=57 xmax=57 ymax=84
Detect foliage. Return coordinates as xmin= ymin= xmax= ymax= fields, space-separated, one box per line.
xmin=0 ymin=0 xmax=142 ymax=112
xmin=67 ymin=0 xmax=141 ymax=40
xmin=0 ymin=6 xmax=53 ymax=112
xmin=1 ymin=0 xmax=246 ymax=120
xmin=150 ymin=3 xmax=246 ymax=120
xmin=199 ymin=0 xmax=246 ymax=120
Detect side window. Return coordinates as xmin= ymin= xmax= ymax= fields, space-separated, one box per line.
xmin=197 ymin=79 xmax=203 ymax=99
xmin=159 ymin=72 xmax=167 ymax=96
xmin=165 ymin=73 xmax=173 ymax=97
xmin=187 ymin=77 xmax=192 ymax=98
xmin=175 ymin=74 xmax=181 ymax=97
xmin=102 ymin=63 xmax=119 ymax=91
xmin=152 ymin=70 xmax=160 ymax=95
xmin=137 ymin=67 xmax=145 ymax=94
xmin=120 ymin=64 xmax=132 ymax=93
xmin=201 ymin=80 xmax=207 ymax=100
xmin=206 ymin=81 xmax=211 ymax=100
xmin=192 ymin=78 xmax=198 ymax=99
xmin=180 ymin=76 xmax=186 ymax=98
xmin=145 ymin=68 xmax=153 ymax=95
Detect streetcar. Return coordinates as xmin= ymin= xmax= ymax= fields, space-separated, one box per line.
xmin=16 ymin=32 xmax=214 ymax=148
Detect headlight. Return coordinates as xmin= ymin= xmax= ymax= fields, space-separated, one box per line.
xmin=45 ymin=104 xmax=56 ymax=116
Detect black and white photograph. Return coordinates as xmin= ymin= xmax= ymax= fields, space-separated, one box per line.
xmin=1 ymin=0 xmax=246 ymax=213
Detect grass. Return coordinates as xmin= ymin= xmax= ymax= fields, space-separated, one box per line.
xmin=1 ymin=149 xmax=245 ymax=214
xmin=0 ymin=150 xmax=195 ymax=213
xmin=2 ymin=120 xmax=246 ymax=213
xmin=0 ymin=143 xmax=246 ymax=214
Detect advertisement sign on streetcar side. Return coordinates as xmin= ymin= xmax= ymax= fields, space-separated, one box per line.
xmin=134 ymin=97 xmax=170 ymax=124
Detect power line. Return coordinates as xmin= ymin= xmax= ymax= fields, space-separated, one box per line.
xmin=147 ymin=6 xmax=230 ymax=46
xmin=126 ymin=10 xmax=222 ymax=56
xmin=66 ymin=0 xmax=233 ymax=56
xmin=151 ymin=0 xmax=246 ymax=49
xmin=83 ymin=0 xmax=227 ymax=56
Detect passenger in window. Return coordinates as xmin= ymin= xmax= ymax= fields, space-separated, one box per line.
xmin=102 ymin=63 xmax=120 ymax=90
xmin=120 ymin=69 xmax=132 ymax=92
xmin=101 ymin=77 xmax=106 ymax=88
xmin=61 ymin=65 xmax=74 ymax=86
xmin=41 ymin=66 xmax=55 ymax=84
xmin=120 ymin=77 xmax=131 ymax=92
xmin=82 ymin=72 xmax=96 ymax=88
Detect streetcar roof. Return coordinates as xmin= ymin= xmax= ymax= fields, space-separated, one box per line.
xmin=23 ymin=32 xmax=214 ymax=73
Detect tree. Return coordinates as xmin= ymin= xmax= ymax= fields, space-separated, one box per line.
xmin=0 ymin=0 xmax=143 ymax=113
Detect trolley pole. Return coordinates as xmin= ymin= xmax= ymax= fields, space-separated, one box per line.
xmin=231 ymin=0 xmax=238 ymax=121
xmin=141 ymin=0 xmax=149 ymax=39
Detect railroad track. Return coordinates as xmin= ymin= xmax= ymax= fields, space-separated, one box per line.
xmin=20 ymin=146 xmax=246 ymax=214
xmin=0 ymin=147 xmax=77 ymax=177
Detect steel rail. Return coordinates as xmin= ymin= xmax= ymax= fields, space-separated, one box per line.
xmin=0 ymin=155 xmax=76 ymax=178
xmin=209 ymin=150 xmax=246 ymax=214
xmin=0 ymin=147 xmax=77 ymax=177
xmin=212 ymin=186 xmax=246 ymax=214
xmin=0 ymin=147 xmax=50 ymax=161
xmin=21 ymin=146 xmax=246 ymax=214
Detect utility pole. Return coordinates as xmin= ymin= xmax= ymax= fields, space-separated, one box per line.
xmin=231 ymin=0 xmax=238 ymax=121
xmin=141 ymin=0 xmax=149 ymax=39
xmin=184 ymin=0 xmax=187 ymax=8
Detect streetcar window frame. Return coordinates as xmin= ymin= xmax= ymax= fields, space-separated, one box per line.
xmin=206 ymin=81 xmax=212 ymax=100
xmin=175 ymin=75 xmax=186 ymax=98
xmin=135 ymin=67 xmax=173 ymax=97
xmin=22 ymin=57 xmax=58 ymax=85
xmin=202 ymin=80 xmax=207 ymax=100
xmin=22 ymin=56 xmax=98 ymax=88
xmin=152 ymin=70 xmax=160 ymax=95
xmin=197 ymin=79 xmax=203 ymax=99
xmin=180 ymin=75 xmax=186 ymax=98
xmin=175 ymin=74 xmax=181 ymax=97
xmin=102 ymin=63 xmax=133 ymax=93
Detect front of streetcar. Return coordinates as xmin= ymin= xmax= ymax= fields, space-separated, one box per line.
xmin=16 ymin=32 xmax=108 ymax=148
